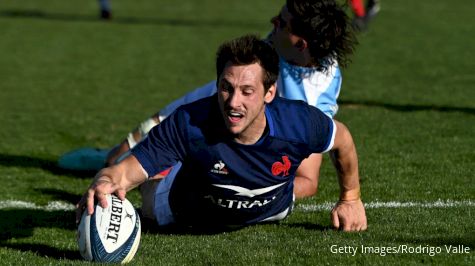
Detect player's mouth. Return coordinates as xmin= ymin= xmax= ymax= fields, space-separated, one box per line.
xmin=227 ymin=111 xmax=244 ymax=123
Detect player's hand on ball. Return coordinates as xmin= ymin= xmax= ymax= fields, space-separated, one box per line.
xmin=331 ymin=198 xmax=367 ymax=232
xmin=76 ymin=167 xmax=127 ymax=223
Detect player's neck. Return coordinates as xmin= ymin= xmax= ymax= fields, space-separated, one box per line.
xmin=286 ymin=51 xmax=317 ymax=68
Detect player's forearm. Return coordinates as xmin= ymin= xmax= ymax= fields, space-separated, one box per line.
xmin=330 ymin=145 xmax=360 ymax=201
xmin=330 ymin=121 xmax=361 ymax=201
xmin=99 ymin=155 xmax=147 ymax=192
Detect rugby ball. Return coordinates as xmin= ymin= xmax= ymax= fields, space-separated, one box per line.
xmin=77 ymin=194 xmax=141 ymax=263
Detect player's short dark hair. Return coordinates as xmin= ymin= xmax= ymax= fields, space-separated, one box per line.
xmin=216 ymin=34 xmax=279 ymax=92
xmin=286 ymin=0 xmax=357 ymax=70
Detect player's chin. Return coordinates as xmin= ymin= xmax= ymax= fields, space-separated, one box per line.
xmin=226 ymin=125 xmax=243 ymax=136
xmin=224 ymin=122 xmax=244 ymax=136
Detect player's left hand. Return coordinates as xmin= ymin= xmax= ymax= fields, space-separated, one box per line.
xmin=331 ymin=198 xmax=367 ymax=232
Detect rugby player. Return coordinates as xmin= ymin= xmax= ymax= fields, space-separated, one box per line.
xmin=61 ymin=0 xmax=356 ymax=200
xmin=76 ymin=35 xmax=367 ymax=231
xmin=349 ymin=0 xmax=381 ymax=31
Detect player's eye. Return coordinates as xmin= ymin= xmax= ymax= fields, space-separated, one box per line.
xmin=219 ymin=81 xmax=233 ymax=93
xmin=242 ymin=88 xmax=254 ymax=96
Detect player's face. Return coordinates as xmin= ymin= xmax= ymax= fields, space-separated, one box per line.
xmin=268 ymin=5 xmax=302 ymax=64
xmin=217 ymin=62 xmax=276 ymax=144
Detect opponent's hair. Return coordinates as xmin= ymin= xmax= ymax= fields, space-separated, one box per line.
xmin=216 ymin=34 xmax=279 ymax=92
xmin=286 ymin=0 xmax=357 ymax=70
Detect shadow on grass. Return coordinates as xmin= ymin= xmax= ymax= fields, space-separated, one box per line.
xmin=282 ymin=222 xmax=334 ymax=231
xmin=141 ymin=221 xmax=334 ymax=236
xmin=141 ymin=219 xmax=246 ymax=236
xmin=0 ymin=9 xmax=265 ymax=29
xmin=0 ymin=209 xmax=75 ymax=241
xmin=36 ymin=188 xmax=82 ymax=205
xmin=0 ymin=209 xmax=82 ymax=260
xmin=0 ymin=242 xmax=82 ymax=261
xmin=340 ymin=100 xmax=475 ymax=115
xmin=0 ymin=153 xmax=97 ymax=178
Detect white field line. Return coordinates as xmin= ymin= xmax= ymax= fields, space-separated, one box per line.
xmin=0 ymin=199 xmax=474 ymax=212
xmin=0 ymin=200 xmax=75 ymax=211
xmin=298 ymin=199 xmax=475 ymax=212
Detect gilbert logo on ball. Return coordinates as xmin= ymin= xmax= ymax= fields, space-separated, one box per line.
xmin=77 ymin=194 xmax=141 ymax=263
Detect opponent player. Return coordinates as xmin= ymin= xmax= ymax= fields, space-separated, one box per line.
xmin=60 ymin=0 xmax=357 ymax=201
xmin=77 ymin=35 xmax=367 ymax=231
xmin=349 ymin=0 xmax=381 ymax=31
xmin=98 ymin=0 xmax=112 ymax=20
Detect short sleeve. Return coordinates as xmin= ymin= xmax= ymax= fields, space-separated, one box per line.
xmin=307 ymin=106 xmax=336 ymax=153
xmin=132 ymin=110 xmax=188 ymax=177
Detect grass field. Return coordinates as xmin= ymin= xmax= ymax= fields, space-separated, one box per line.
xmin=0 ymin=0 xmax=474 ymax=265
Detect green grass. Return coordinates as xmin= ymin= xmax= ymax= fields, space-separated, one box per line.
xmin=0 ymin=0 xmax=474 ymax=265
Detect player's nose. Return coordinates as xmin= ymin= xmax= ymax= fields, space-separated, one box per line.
xmin=227 ymin=91 xmax=242 ymax=109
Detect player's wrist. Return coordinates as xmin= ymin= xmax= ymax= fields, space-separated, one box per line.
xmin=339 ymin=187 xmax=361 ymax=202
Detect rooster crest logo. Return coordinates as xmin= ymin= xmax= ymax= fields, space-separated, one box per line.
xmin=271 ymin=155 xmax=291 ymax=176
xmin=214 ymin=161 xmax=225 ymax=171
xmin=211 ymin=160 xmax=228 ymax=175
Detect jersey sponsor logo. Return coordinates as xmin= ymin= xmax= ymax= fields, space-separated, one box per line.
xmin=210 ymin=160 xmax=228 ymax=175
xmin=271 ymin=155 xmax=291 ymax=176
xmin=204 ymin=194 xmax=276 ymax=209
xmin=212 ymin=182 xmax=286 ymax=198
xmin=205 ymin=182 xmax=286 ymax=209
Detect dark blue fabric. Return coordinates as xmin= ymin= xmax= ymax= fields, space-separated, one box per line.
xmin=132 ymin=94 xmax=334 ymax=226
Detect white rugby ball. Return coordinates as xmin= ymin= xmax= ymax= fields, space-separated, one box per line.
xmin=77 ymin=194 xmax=141 ymax=263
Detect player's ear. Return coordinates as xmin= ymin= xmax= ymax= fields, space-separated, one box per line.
xmin=295 ymin=38 xmax=308 ymax=52
xmin=264 ymin=83 xmax=277 ymax=104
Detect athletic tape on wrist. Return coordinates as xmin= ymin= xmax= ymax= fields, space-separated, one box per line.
xmin=126 ymin=118 xmax=158 ymax=148
xmin=126 ymin=133 xmax=137 ymax=149
xmin=339 ymin=188 xmax=361 ymax=201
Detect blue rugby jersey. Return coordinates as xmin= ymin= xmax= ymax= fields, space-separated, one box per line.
xmin=132 ymin=95 xmax=336 ymax=227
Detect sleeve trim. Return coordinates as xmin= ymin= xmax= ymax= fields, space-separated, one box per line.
xmin=322 ymin=119 xmax=336 ymax=153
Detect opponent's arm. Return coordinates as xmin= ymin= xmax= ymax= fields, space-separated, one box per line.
xmin=329 ymin=120 xmax=367 ymax=231
xmin=106 ymin=116 xmax=159 ymax=166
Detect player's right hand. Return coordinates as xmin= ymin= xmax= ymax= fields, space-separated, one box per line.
xmin=75 ymin=168 xmax=127 ymax=223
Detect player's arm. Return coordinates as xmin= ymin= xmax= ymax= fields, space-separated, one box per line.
xmin=105 ymin=81 xmax=217 ymax=166
xmin=329 ymin=120 xmax=367 ymax=231
xmin=293 ymin=153 xmax=322 ymax=199
xmin=106 ymin=116 xmax=159 ymax=166
xmin=76 ymin=155 xmax=148 ymax=222
xmin=291 ymin=62 xmax=341 ymax=199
